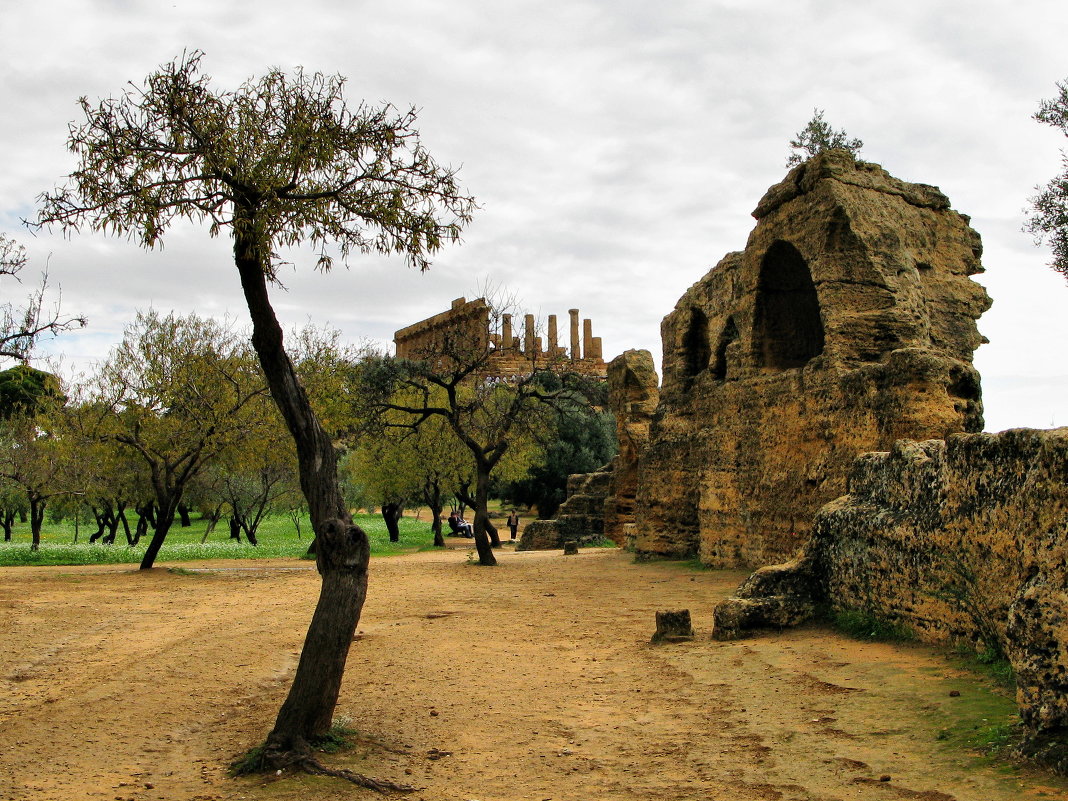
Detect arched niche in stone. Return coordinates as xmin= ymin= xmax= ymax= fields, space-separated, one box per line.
xmin=682 ymin=307 xmax=711 ymax=384
xmin=711 ymin=316 xmax=738 ymax=381
xmin=752 ymin=240 xmax=825 ymax=370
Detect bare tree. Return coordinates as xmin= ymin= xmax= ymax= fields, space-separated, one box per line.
xmin=0 ymin=235 xmax=84 ymax=364
xmin=34 ymin=51 xmax=474 ymax=780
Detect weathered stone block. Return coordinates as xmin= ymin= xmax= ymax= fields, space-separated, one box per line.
xmin=516 ymin=520 xmax=560 ymax=551
xmin=652 ymin=609 xmax=695 ymax=642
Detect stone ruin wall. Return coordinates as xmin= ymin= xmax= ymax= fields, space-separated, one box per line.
xmin=713 ymin=429 xmax=1068 ymax=766
xmin=605 ymin=151 xmax=1068 ymax=766
xmin=633 ymin=151 xmax=991 ymax=568
xmin=517 ymin=468 xmax=613 ymax=551
xmin=603 ymin=349 xmax=659 ymax=547
xmin=395 ymin=296 xmax=607 ymax=379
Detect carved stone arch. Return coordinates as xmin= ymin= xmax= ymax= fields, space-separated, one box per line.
xmin=711 ymin=316 xmax=739 ymax=381
xmin=752 ymin=240 xmax=824 ymax=370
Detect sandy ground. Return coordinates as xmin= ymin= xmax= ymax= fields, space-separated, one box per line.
xmin=1 ymin=544 xmax=1067 ymax=801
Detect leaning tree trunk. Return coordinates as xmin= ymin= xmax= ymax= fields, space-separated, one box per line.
xmin=234 ymin=227 xmax=370 ymax=760
xmin=28 ymin=494 xmax=45 ymax=552
xmin=119 ymin=507 xmax=133 ymax=544
xmin=424 ymin=483 xmax=445 ymax=548
xmin=470 ymin=469 xmax=497 ymax=566
xmin=88 ymin=507 xmax=106 ymax=544
xmin=381 ymin=501 xmax=403 ymax=543
xmin=139 ymin=492 xmax=181 ymax=570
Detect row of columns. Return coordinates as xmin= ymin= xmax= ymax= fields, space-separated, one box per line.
xmin=500 ymin=309 xmax=602 ymax=361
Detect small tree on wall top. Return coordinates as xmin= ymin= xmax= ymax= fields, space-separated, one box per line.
xmin=786 ymin=108 xmax=864 ymax=167
xmin=1026 ymin=79 xmax=1068 ymax=280
xmin=35 ymin=51 xmax=474 ymax=783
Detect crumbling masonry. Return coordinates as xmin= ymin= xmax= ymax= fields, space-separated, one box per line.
xmin=395 ymin=297 xmax=607 ymax=379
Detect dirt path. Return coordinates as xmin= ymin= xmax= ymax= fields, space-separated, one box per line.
xmin=1 ymin=546 xmax=1065 ymax=801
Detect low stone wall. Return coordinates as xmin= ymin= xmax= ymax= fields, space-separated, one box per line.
xmin=517 ymin=467 xmax=612 ymax=550
xmin=713 ymin=428 xmax=1068 ymax=767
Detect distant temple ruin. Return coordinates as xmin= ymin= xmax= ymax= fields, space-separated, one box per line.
xmin=394 ymin=297 xmax=608 ymax=378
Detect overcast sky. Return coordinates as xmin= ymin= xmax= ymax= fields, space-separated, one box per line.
xmin=2 ymin=0 xmax=1067 ymax=433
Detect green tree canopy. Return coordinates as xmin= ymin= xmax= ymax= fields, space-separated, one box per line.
xmin=0 ymin=365 xmax=64 ymax=419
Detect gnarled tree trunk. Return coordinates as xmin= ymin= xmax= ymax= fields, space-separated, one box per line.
xmin=234 ymin=227 xmax=370 ymax=759
xmin=381 ymin=501 xmax=403 ymax=543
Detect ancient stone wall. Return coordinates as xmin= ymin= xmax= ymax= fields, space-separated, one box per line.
xmin=634 ymin=151 xmax=991 ymax=568
xmin=603 ymin=349 xmax=660 ymax=546
xmin=713 ymin=428 xmax=1068 ymax=768
xmin=395 ymin=297 xmax=607 ymax=379
xmin=516 ymin=467 xmax=613 ymax=551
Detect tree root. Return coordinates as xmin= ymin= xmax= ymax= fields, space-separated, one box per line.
xmin=254 ymin=742 xmax=416 ymax=794
xmin=298 ymin=755 xmax=417 ymax=793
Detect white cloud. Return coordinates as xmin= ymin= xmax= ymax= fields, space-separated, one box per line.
xmin=1 ymin=0 xmax=1066 ymax=431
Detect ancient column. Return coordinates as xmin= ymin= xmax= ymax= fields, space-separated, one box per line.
xmin=525 ymin=313 xmax=536 ymax=355
xmin=548 ymin=314 xmax=559 ymax=356
xmin=591 ymin=336 xmax=603 ymax=360
xmin=583 ymin=318 xmax=593 ymax=362
xmin=570 ymin=309 xmax=580 ymax=361
xmin=502 ymin=314 xmax=513 ymax=350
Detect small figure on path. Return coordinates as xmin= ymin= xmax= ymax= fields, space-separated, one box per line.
xmin=507 ymin=510 xmax=520 ymax=541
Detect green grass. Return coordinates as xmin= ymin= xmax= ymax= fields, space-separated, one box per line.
xmin=930 ymin=674 xmax=1023 ymax=761
xmin=0 ymin=512 xmax=437 ymax=567
xmin=952 ymin=642 xmax=1017 ymax=691
xmin=832 ymin=608 xmax=915 ymax=642
xmin=229 ymin=717 xmax=360 ymax=776
xmin=584 ymin=536 xmax=622 ymax=548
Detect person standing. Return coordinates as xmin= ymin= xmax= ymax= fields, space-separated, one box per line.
xmin=507 ymin=510 xmax=520 ymax=541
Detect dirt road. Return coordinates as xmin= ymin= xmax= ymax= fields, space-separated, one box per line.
xmin=1 ymin=546 xmax=1065 ymax=800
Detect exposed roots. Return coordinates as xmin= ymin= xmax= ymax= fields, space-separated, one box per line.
xmin=235 ymin=737 xmax=416 ymax=794
xmin=299 ymin=756 xmax=417 ymax=793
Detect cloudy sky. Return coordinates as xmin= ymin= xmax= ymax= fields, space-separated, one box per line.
xmin=2 ymin=0 xmax=1067 ymax=433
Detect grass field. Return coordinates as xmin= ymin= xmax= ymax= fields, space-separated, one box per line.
xmin=0 ymin=511 xmax=439 ymax=567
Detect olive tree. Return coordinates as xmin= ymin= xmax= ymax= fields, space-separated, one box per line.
xmin=362 ymin=301 xmax=598 ymax=566
xmin=35 ymin=52 xmax=473 ymax=779
xmin=1027 ymin=79 xmax=1068 ymax=279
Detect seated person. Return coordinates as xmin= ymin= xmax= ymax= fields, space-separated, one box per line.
xmin=446 ymin=511 xmax=473 ymax=537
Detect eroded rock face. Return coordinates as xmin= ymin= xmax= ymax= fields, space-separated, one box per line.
xmin=635 ymin=151 xmax=991 ymax=567
xmin=603 ymin=349 xmax=660 ymax=545
xmin=516 ymin=467 xmax=612 ymax=551
xmin=713 ymin=428 xmax=1068 ymax=764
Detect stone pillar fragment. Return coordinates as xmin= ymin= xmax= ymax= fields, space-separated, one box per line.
xmin=583 ymin=319 xmax=593 ymax=361
xmin=548 ymin=315 xmax=559 ymax=355
xmin=524 ymin=314 xmax=536 ymax=354
xmin=570 ymin=309 xmax=580 ymax=360
xmin=502 ymin=314 xmax=512 ymax=350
